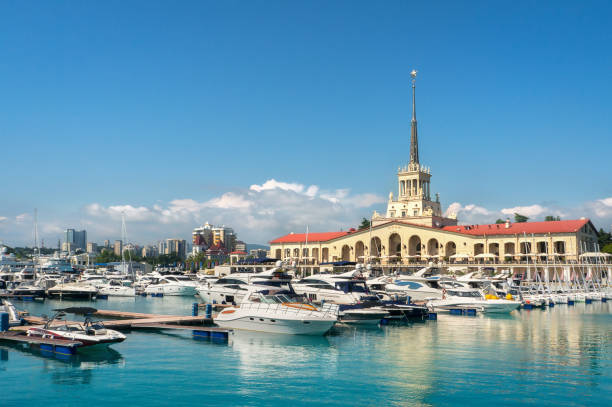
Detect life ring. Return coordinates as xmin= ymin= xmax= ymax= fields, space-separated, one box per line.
xmin=282 ymin=302 xmax=317 ymax=311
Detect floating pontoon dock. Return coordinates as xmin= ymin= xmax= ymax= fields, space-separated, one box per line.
xmin=1 ymin=308 xmax=231 ymax=350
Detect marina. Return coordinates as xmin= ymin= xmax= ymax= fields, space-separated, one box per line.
xmin=2 ymin=2 xmax=612 ymax=406
xmin=0 ymin=294 xmax=609 ymax=406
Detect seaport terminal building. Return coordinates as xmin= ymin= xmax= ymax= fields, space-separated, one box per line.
xmin=269 ymin=73 xmax=600 ymax=267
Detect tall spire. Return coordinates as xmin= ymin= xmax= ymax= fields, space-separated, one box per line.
xmin=409 ymin=69 xmax=419 ymax=165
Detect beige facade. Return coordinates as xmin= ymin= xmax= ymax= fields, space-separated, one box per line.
xmin=270 ymin=220 xmax=598 ymax=264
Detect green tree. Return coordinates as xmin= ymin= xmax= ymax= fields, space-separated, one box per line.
xmin=602 ymin=243 xmax=612 ymax=254
xmin=95 ymin=248 xmax=120 ymax=263
xmin=495 ymin=219 xmax=505 ymax=224
xmin=514 ymin=213 xmax=529 ymax=223
xmin=544 ymin=215 xmax=561 ymax=221
xmin=186 ymin=252 xmax=210 ymax=270
xmin=359 ymin=217 xmax=371 ymax=230
xmin=598 ymin=228 xmax=612 ymax=248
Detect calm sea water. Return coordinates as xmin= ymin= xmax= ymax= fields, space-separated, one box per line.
xmin=1 ymin=297 xmax=610 ymax=407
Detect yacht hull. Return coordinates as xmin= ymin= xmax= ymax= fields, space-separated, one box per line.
xmin=144 ymin=285 xmax=196 ymax=296
xmin=215 ymin=316 xmax=335 ymax=335
xmin=46 ymin=290 xmax=97 ymax=300
xmin=428 ymin=299 xmax=520 ymax=313
xmin=98 ymin=286 xmax=136 ymax=297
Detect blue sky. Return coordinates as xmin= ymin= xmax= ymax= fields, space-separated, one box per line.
xmin=1 ymin=0 xmax=611 ymax=246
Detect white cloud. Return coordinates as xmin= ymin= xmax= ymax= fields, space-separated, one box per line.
xmin=204 ymin=193 xmax=252 ymax=210
xmin=78 ymin=179 xmax=385 ymax=244
xmin=500 ymin=204 xmax=547 ymax=218
xmin=445 ymin=202 xmax=491 ymax=224
xmin=85 ymin=203 xmax=154 ymax=222
xmin=250 ymin=179 xmax=308 ymax=194
xmin=345 ymin=193 xmax=386 ymax=208
xmin=3 ymin=185 xmax=611 ymax=247
xmin=15 ymin=213 xmax=29 ymax=223
xmin=587 ymin=197 xmax=612 ymax=218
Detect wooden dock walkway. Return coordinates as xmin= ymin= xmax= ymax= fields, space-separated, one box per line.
xmin=92 ymin=310 xmax=169 ymax=319
xmin=19 ymin=315 xmax=214 ymax=330
xmin=8 ymin=308 xmax=229 ymax=341
xmin=0 ymin=331 xmax=82 ymax=355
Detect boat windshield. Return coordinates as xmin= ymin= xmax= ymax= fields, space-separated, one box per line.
xmin=335 ymin=281 xmax=369 ymax=293
xmin=253 ymin=280 xmax=283 ymax=287
xmin=448 ymin=290 xmax=482 ymax=298
xmin=55 ymin=324 xmax=84 ymax=332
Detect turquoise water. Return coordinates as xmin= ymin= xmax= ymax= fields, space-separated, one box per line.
xmin=1 ymin=297 xmax=610 ymax=406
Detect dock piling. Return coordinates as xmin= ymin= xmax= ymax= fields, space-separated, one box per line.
xmin=0 ymin=312 xmax=8 ymax=332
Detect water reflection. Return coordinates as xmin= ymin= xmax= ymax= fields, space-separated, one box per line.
xmin=2 ymin=298 xmax=609 ymax=405
xmin=2 ymin=343 xmax=124 ymax=384
xmin=231 ymin=330 xmax=336 ymax=377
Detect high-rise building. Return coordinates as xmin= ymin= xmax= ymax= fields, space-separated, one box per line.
xmin=103 ymin=240 xmax=110 ymax=248
xmin=65 ymin=228 xmax=87 ymax=251
xmin=235 ymin=240 xmax=246 ymax=252
xmin=165 ymin=238 xmax=187 ymax=259
xmin=86 ymin=242 xmax=98 ymax=254
xmin=192 ymin=222 xmax=214 ymax=247
xmin=212 ymin=226 xmax=236 ymax=252
xmin=192 ymin=222 xmax=238 ymax=255
xmin=141 ymin=245 xmax=159 ymax=258
xmin=113 ymin=240 xmax=123 ymax=256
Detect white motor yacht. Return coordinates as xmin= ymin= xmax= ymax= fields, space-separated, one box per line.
xmin=292 ymin=268 xmax=389 ymax=324
xmin=292 ymin=269 xmax=379 ymax=305
xmin=10 ymin=282 xmax=46 ymax=298
xmin=78 ymin=275 xmax=135 ymax=297
xmin=47 ymin=282 xmax=99 ymax=300
xmin=427 ymin=287 xmax=521 ymax=313
xmin=144 ymin=275 xmax=198 ymax=296
xmin=214 ymin=287 xmax=337 ymax=335
xmin=367 ymin=267 xmax=445 ymax=301
xmin=98 ymin=280 xmax=136 ymax=297
xmin=197 ymin=267 xmax=292 ymax=304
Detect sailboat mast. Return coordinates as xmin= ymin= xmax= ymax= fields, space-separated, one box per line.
xmin=34 ymin=208 xmax=39 ymax=279
xmin=305 ymin=225 xmax=309 ymax=265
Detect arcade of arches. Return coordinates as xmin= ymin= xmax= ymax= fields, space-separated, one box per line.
xmin=269 ymin=220 xmax=596 ymax=264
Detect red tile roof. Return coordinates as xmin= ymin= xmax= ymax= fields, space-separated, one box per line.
xmin=442 ymin=219 xmax=590 ymax=236
xmin=230 ymin=251 xmax=247 ymax=255
xmin=270 ymin=231 xmax=349 ymax=244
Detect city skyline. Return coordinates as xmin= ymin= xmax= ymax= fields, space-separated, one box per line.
xmin=1 ymin=1 xmax=611 ymax=246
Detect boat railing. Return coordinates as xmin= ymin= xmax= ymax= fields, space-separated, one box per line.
xmin=238 ymin=301 xmax=339 ymax=318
